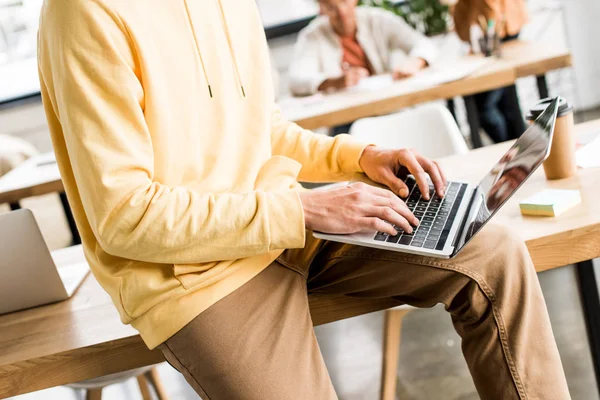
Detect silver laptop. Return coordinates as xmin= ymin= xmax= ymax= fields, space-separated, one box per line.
xmin=0 ymin=209 xmax=89 ymax=314
xmin=314 ymin=96 xmax=561 ymax=259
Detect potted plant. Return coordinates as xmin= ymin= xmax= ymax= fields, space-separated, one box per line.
xmin=358 ymin=0 xmax=451 ymax=37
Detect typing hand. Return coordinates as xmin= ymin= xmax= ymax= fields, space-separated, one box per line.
xmin=299 ymin=182 xmax=418 ymax=236
xmin=392 ymin=58 xmax=427 ymax=80
xmin=359 ymin=146 xmax=447 ymax=200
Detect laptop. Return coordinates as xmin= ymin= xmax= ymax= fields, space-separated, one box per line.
xmin=0 ymin=209 xmax=89 ymax=314
xmin=314 ymin=96 xmax=561 ymax=259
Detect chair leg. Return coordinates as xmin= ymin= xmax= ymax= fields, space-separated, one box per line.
xmin=137 ymin=373 xmax=153 ymax=400
xmin=146 ymin=367 xmax=169 ymax=400
xmin=380 ymin=308 xmax=412 ymax=400
xmin=86 ymin=388 xmax=103 ymax=400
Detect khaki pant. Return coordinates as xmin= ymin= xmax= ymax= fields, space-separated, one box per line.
xmin=159 ymin=223 xmax=571 ymax=400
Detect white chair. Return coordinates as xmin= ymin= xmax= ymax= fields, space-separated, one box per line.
xmin=0 ymin=134 xmax=38 ymax=177
xmin=349 ymin=103 xmax=469 ymax=158
xmin=68 ymin=366 xmax=168 ymax=400
xmin=350 ymin=104 xmax=468 ymax=400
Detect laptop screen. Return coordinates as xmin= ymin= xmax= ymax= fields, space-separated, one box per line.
xmin=453 ymin=97 xmax=560 ymax=254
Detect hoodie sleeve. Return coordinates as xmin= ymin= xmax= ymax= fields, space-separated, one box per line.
xmin=270 ymin=106 xmax=369 ymax=182
xmin=37 ymin=0 xmax=306 ymax=264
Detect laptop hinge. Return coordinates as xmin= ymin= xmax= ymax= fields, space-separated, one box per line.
xmin=450 ymin=187 xmax=478 ymax=256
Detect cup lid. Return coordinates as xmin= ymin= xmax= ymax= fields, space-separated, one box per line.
xmin=526 ymin=97 xmax=573 ymax=120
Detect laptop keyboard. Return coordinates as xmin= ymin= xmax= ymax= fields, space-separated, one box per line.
xmin=374 ymin=178 xmax=467 ymax=251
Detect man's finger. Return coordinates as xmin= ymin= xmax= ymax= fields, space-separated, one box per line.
xmin=379 ymin=169 xmax=410 ymax=198
xmin=398 ymin=150 xmax=430 ymax=200
xmin=367 ymin=172 xmax=410 ymax=198
xmin=434 ymin=160 xmax=448 ymax=187
xmin=367 ymin=206 xmax=413 ymax=234
xmin=417 ymin=155 xmax=445 ymax=198
xmin=368 ymin=192 xmax=418 ymax=226
xmin=362 ymin=217 xmax=397 ymax=236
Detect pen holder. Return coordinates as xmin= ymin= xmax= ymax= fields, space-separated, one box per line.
xmin=479 ymin=33 xmax=501 ymax=57
xmin=526 ymin=97 xmax=577 ymax=180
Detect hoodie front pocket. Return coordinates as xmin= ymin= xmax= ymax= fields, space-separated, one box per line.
xmin=118 ymin=263 xmax=183 ymax=319
xmin=173 ymin=260 xmax=236 ymax=290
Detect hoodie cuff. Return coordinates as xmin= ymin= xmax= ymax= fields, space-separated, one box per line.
xmin=336 ymin=135 xmax=373 ymax=174
xmin=267 ymin=190 xmax=306 ymax=250
xmin=409 ymin=38 xmax=439 ymax=67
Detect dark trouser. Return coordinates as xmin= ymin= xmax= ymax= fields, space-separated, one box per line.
xmin=474 ymin=84 xmax=527 ymax=143
xmin=332 ymin=122 xmax=353 ymax=136
xmin=472 ymin=33 xmax=527 ymax=144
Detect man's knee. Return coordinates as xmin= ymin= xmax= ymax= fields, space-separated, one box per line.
xmin=471 ymin=222 xmax=529 ymax=259
xmin=455 ymin=222 xmax=534 ymax=290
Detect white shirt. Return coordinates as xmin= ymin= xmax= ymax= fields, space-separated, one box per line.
xmin=288 ymin=6 xmax=439 ymax=96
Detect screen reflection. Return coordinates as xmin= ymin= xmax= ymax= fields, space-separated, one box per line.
xmin=453 ymin=97 xmax=559 ymax=255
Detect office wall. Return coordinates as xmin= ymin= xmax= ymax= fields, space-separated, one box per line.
xmin=257 ymin=0 xmax=317 ymax=27
xmin=515 ymin=1 xmax=576 ymax=111
xmin=562 ymin=0 xmax=600 ymax=110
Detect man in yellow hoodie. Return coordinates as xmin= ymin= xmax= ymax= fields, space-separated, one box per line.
xmin=37 ymin=0 xmax=570 ymax=399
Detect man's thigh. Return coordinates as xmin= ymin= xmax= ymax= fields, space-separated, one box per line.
xmin=290 ymin=222 xmax=532 ymax=306
xmin=159 ymin=263 xmax=336 ymax=400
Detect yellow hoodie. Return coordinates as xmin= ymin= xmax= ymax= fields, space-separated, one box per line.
xmin=37 ymin=0 xmax=368 ymax=349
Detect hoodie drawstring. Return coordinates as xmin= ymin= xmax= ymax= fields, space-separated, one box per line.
xmin=215 ymin=0 xmax=246 ymax=98
xmin=183 ymin=0 xmax=212 ymax=98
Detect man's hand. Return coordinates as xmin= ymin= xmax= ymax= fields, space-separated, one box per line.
xmin=318 ymin=67 xmax=369 ymax=91
xmin=341 ymin=66 xmax=369 ymax=87
xmin=299 ymin=182 xmax=419 ymax=236
xmin=392 ymin=58 xmax=427 ymax=80
xmin=359 ymin=146 xmax=447 ymax=200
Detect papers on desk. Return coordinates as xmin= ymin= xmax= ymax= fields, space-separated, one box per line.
xmin=345 ymin=57 xmax=493 ymax=94
xmin=576 ymin=132 xmax=600 ymax=169
xmin=404 ymin=57 xmax=493 ymax=87
xmin=278 ymin=56 xmax=493 ymax=121
xmin=0 ymin=152 xmax=59 ymax=193
xmin=277 ymin=93 xmax=324 ymax=110
xmin=348 ymin=74 xmax=394 ymax=92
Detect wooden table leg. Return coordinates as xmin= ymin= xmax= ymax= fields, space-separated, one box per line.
xmin=86 ymin=388 xmax=103 ymax=400
xmin=463 ymin=95 xmax=483 ymax=149
xmin=575 ymin=260 xmax=600 ymax=395
xmin=58 ymin=192 xmax=81 ymax=245
xmin=146 ymin=367 xmax=169 ymax=400
xmin=380 ymin=308 xmax=412 ymax=400
xmin=137 ymin=373 xmax=153 ymax=400
xmin=536 ymin=75 xmax=550 ymax=99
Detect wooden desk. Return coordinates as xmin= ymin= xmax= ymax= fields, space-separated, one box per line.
xmin=281 ymin=40 xmax=572 ymax=147
xmin=0 ymin=153 xmax=80 ymax=245
xmin=440 ymin=119 xmax=600 ymax=271
xmin=1 ymin=121 xmax=599 ymax=399
xmin=0 ymin=153 xmax=61 ymax=206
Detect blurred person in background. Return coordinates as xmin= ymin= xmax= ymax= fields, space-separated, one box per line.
xmin=288 ymin=0 xmax=439 ymax=97
xmin=452 ymin=0 xmax=529 ymax=143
